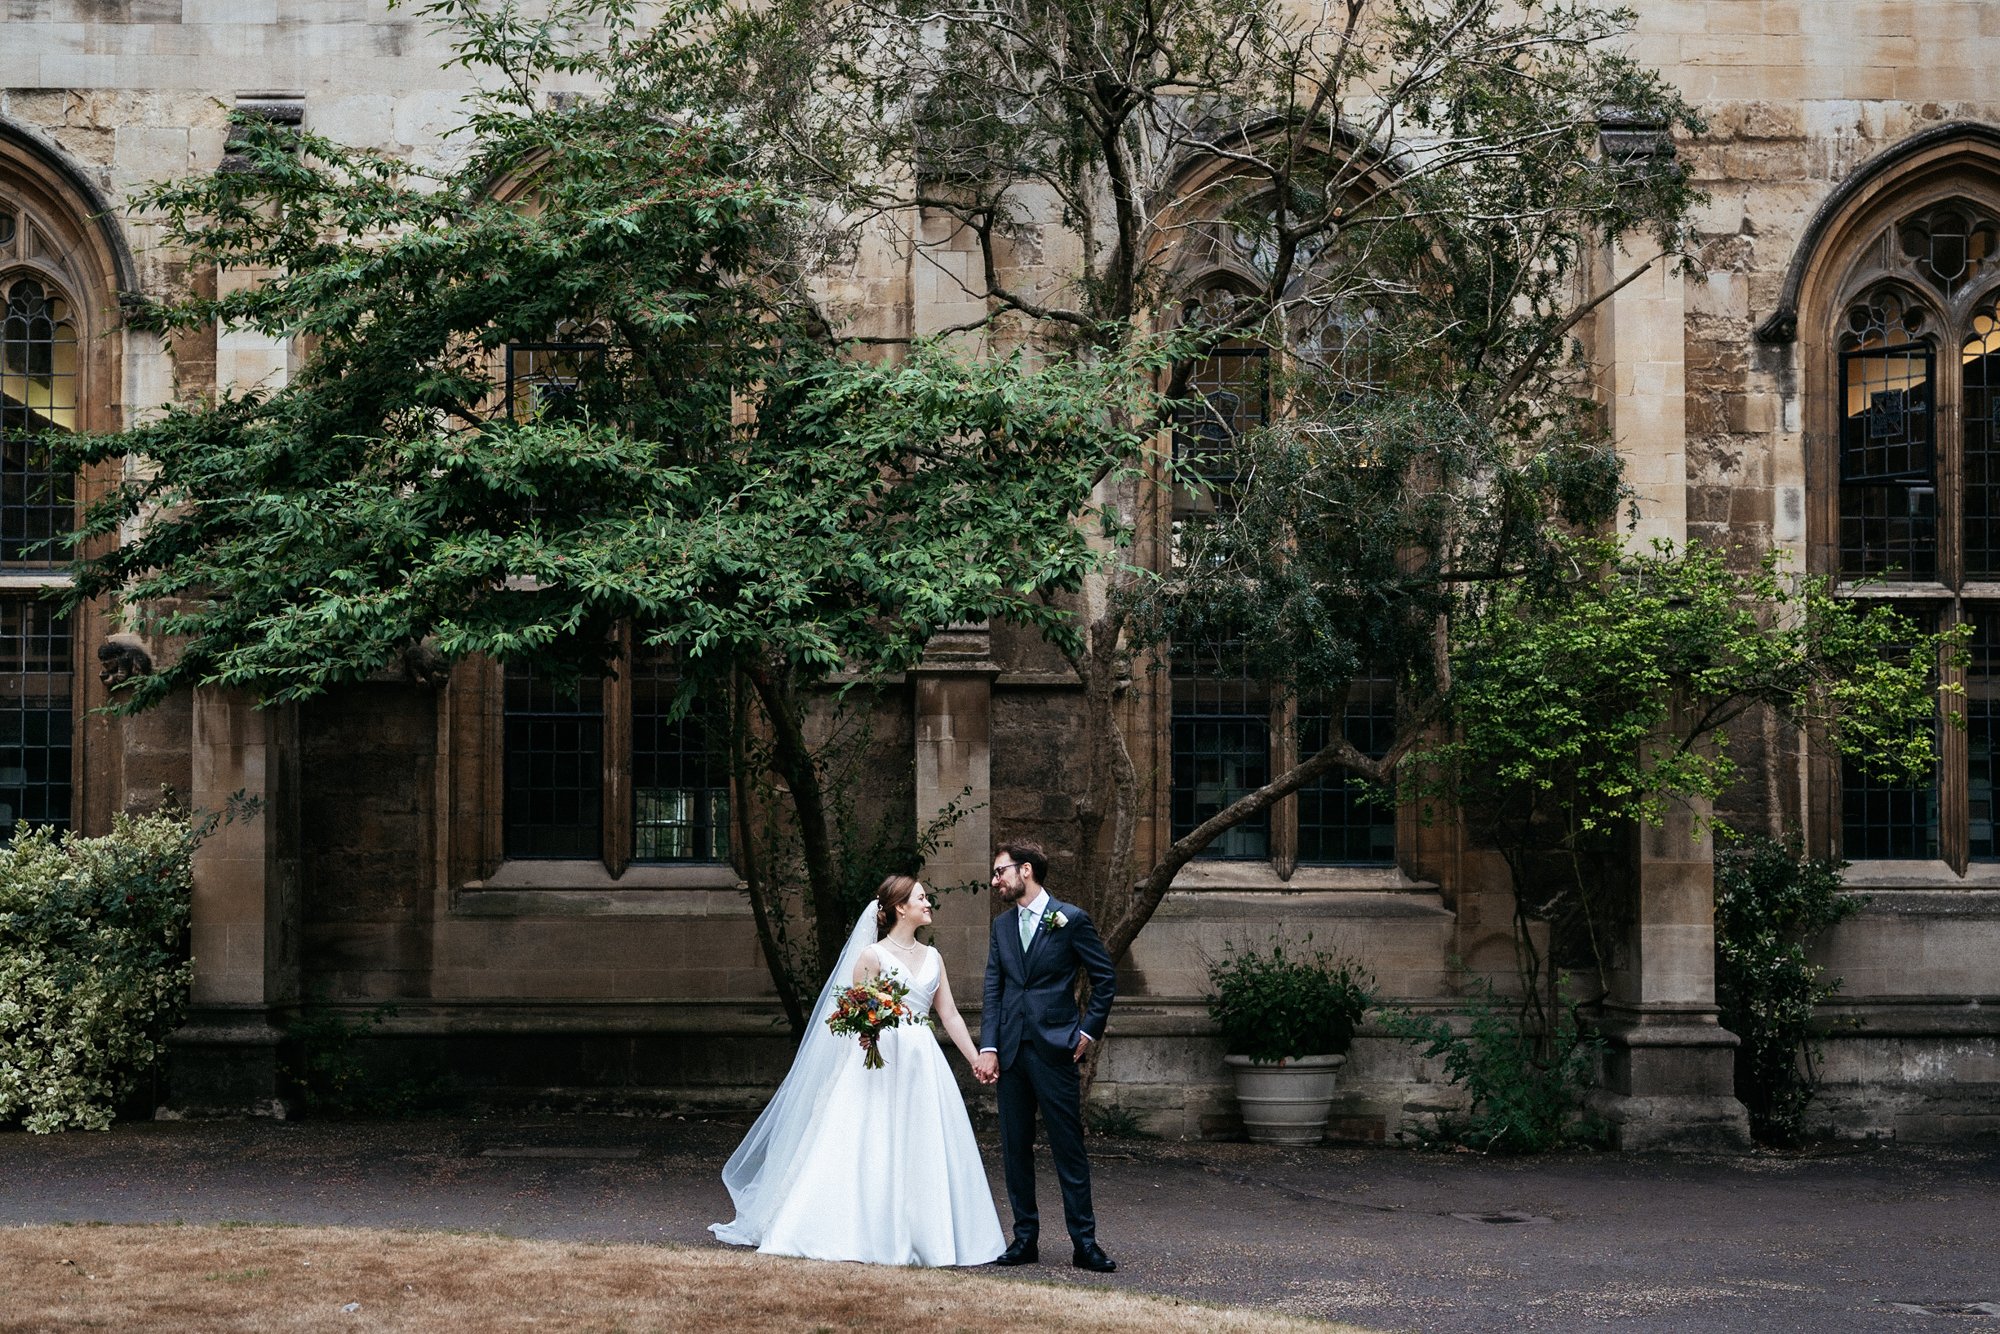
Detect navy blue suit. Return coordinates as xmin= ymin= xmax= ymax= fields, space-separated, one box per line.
xmin=980 ymin=893 xmax=1116 ymax=1249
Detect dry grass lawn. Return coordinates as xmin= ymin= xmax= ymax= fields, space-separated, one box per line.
xmin=0 ymin=1224 xmax=1373 ymax=1333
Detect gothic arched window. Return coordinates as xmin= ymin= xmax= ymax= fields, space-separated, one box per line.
xmin=0 ymin=202 xmax=83 ymax=838
xmin=1824 ymin=197 xmax=2000 ymax=865
xmin=1165 ymin=284 xmax=1395 ymax=872
xmin=496 ymin=330 xmax=730 ymax=870
xmin=2 ymin=276 xmax=78 ymax=561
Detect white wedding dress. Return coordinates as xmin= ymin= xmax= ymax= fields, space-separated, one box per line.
xmin=711 ymin=912 xmax=1005 ymax=1267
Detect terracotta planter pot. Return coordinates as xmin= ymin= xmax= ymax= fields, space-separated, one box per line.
xmin=1224 ymin=1053 xmax=1346 ymax=1145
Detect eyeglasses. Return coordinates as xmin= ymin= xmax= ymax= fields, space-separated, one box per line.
xmin=991 ymin=862 xmax=1024 ymax=878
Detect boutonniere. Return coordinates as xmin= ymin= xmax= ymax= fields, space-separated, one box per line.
xmin=1044 ymin=909 xmax=1069 ymax=932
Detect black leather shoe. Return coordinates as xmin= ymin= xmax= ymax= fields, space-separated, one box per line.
xmin=993 ymin=1239 xmax=1039 ymax=1266
xmin=1072 ymin=1243 xmax=1117 ymax=1273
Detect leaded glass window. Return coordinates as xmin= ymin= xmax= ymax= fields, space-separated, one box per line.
xmin=1179 ymin=344 xmax=1269 ymax=470
xmin=502 ymin=647 xmax=732 ymax=868
xmin=1838 ymin=291 xmax=1935 ymax=580
xmin=631 ymin=643 xmax=730 ymax=864
xmin=1166 ymin=283 xmax=1404 ymax=874
xmin=0 ymin=257 xmax=79 ymax=842
xmin=1828 ymin=211 xmax=2000 ymax=864
xmin=1 ymin=276 xmax=75 ymax=566
xmin=1172 ymin=286 xmax=1271 ymax=517
xmin=1171 ymin=637 xmax=1271 ymax=860
xmin=1838 ymin=606 xmax=1938 ymax=861
xmin=503 ymin=662 xmax=605 ymax=860
xmin=1170 ymin=309 xmax=1276 ymax=862
xmin=0 ymin=599 xmax=70 ymax=839
xmin=506 ymin=339 xmax=606 ymax=424
xmin=1898 ymin=204 xmax=2000 ymax=297
xmin=1297 ymin=671 xmax=1396 ymax=866
xmin=1969 ymin=611 xmax=2000 ymax=862
xmin=1963 ymin=301 xmax=2000 ymax=576
xmin=1841 ymin=750 xmax=1939 ymax=859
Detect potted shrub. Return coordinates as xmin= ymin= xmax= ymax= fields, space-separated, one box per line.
xmin=1205 ymin=938 xmax=1376 ymax=1145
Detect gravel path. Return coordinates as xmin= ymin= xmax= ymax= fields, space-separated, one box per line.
xmin=3 ymin=1116 xmax=1995 ymax=1332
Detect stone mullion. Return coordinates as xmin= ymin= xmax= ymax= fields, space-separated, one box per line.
xmin=1939 ymin=325 xmax=1964 ymax=597
xmin=479 ymin=660 xmax=507 ymax=877
xmin=1939 ymin=315 xmax=1966 ymax=871
xmin=1940 ymin=601 xmax=1970 ymax=874
xmin=1140 ymin=413 xmax=1177 ymax=878
xmin=1267 ymin=334 xmax=1297 ymax=883
xmin=602 ymin=624 xmax=633 ymax=878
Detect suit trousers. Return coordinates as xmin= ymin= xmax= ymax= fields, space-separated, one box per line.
xmin=997 ymin=1042 xmax=1095 ymax=1248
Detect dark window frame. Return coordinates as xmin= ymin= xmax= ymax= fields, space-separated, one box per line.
xmin=492 ymin=339 xmax=732 ymax=877
xmin=0 ymin=267 xmax=77 ymax=841
xmin=500 ymin=636 xmax=733 ymax=873
xmin=1831 ymin=270 xmax=2000 ymax=867
xmin=1165 ymin=326 xmax=1396 ymax=871
xmin=504 ymin=338 xmax=608 ymax=425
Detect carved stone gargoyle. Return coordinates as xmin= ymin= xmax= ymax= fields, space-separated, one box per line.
xmin=400 ymin=638 xmax=451 ymax=690
xmin=97 ymin=633 xmax=154 ymax=688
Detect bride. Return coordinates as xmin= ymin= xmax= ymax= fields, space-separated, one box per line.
xmin=710 ymin=874 xmax=1006 ymax=1266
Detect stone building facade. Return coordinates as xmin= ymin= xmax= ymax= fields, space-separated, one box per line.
xmin=1 ymin=1 xmax=1995 ymax=1145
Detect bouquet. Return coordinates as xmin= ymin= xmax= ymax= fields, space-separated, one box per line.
xmin=825 ymin=975 xmax=914 ymax=1069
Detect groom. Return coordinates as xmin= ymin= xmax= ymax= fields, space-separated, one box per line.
xmin=973 ymin=839 xmax=1118 ymax=1273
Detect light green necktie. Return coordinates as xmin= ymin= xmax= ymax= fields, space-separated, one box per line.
xmin=1019 ymin=906 xmax=1035 ymax=951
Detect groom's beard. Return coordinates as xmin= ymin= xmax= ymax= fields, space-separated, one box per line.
xmin=998 ymin=880 xmax=1027 ymax=904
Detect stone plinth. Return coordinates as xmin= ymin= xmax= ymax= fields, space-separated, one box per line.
xmin=1589 ymin=795 xmax=1751 ymax=1152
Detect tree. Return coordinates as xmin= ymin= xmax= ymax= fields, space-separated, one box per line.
xmin=713 ymin=0 xmax=1714 ymax=958
xmin=1403 ymin=537 xmax=1951 ymax=1045
xmin=61 ymin=0 xmax=1158 ymax=1030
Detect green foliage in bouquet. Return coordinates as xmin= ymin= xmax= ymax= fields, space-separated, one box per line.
xmin=0 ymin=813 xmax=199 ymax=1132
xmin=1204 ymin=938 xmax=1374 ymax=1064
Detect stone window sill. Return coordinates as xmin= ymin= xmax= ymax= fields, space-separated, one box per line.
xmin=1841 ymin=860 xmax=2000 ymax=890
xmin=0 ymin=571 xmax=72 ymax=589
xmin=1168 ymin=861 xmax=1434 ymax=893
xmin=455 ymin=859 xmax=745 ymax=916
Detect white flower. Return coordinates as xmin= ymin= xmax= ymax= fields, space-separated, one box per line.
xmin=1047 ymin=909 xmax=1069 ymax=930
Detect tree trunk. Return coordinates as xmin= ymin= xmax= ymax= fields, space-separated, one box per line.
xmin=745 ymin=660 xmax=848 ymax=978
xmin=730 ymin=667 xmax=809 ymax=1037
xmin=1070 ymin=605 xmax=1137 ymax=927
xmin=1103 ymin=707 xmax=1424 ymax=962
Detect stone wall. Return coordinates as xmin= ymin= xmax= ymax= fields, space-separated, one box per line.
xmin=299 ymin=684 xmax=436 ymax=1002
xmin=1806 ymin=889 xmax=2000 ymax=1140
xmin=1645 ymin=0 xmax=2000 ymax=1141
xmin=4 ymin=0 xmax=1999 ymax=1140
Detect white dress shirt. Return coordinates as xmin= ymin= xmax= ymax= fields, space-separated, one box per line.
xmin=1017 ymin=888 xmax=1049 ymax=940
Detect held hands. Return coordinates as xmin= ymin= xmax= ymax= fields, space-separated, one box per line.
xmin=969 ymin=1039 xmax=1088 ymax=1078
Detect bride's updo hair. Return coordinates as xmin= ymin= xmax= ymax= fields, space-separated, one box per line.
xmin=875 ymin=874 xmax=919 ymax=936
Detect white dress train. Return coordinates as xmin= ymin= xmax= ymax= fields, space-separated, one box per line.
xmin=712 ymin=944 xmax=1005 ymax=1267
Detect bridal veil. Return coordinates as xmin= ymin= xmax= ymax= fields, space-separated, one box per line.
xmin=709 ymin=902 xmax=878 ymax=1247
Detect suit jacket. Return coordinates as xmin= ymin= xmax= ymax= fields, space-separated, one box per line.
xmin=980 ymin=893 xmax=1117 ymax=1069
